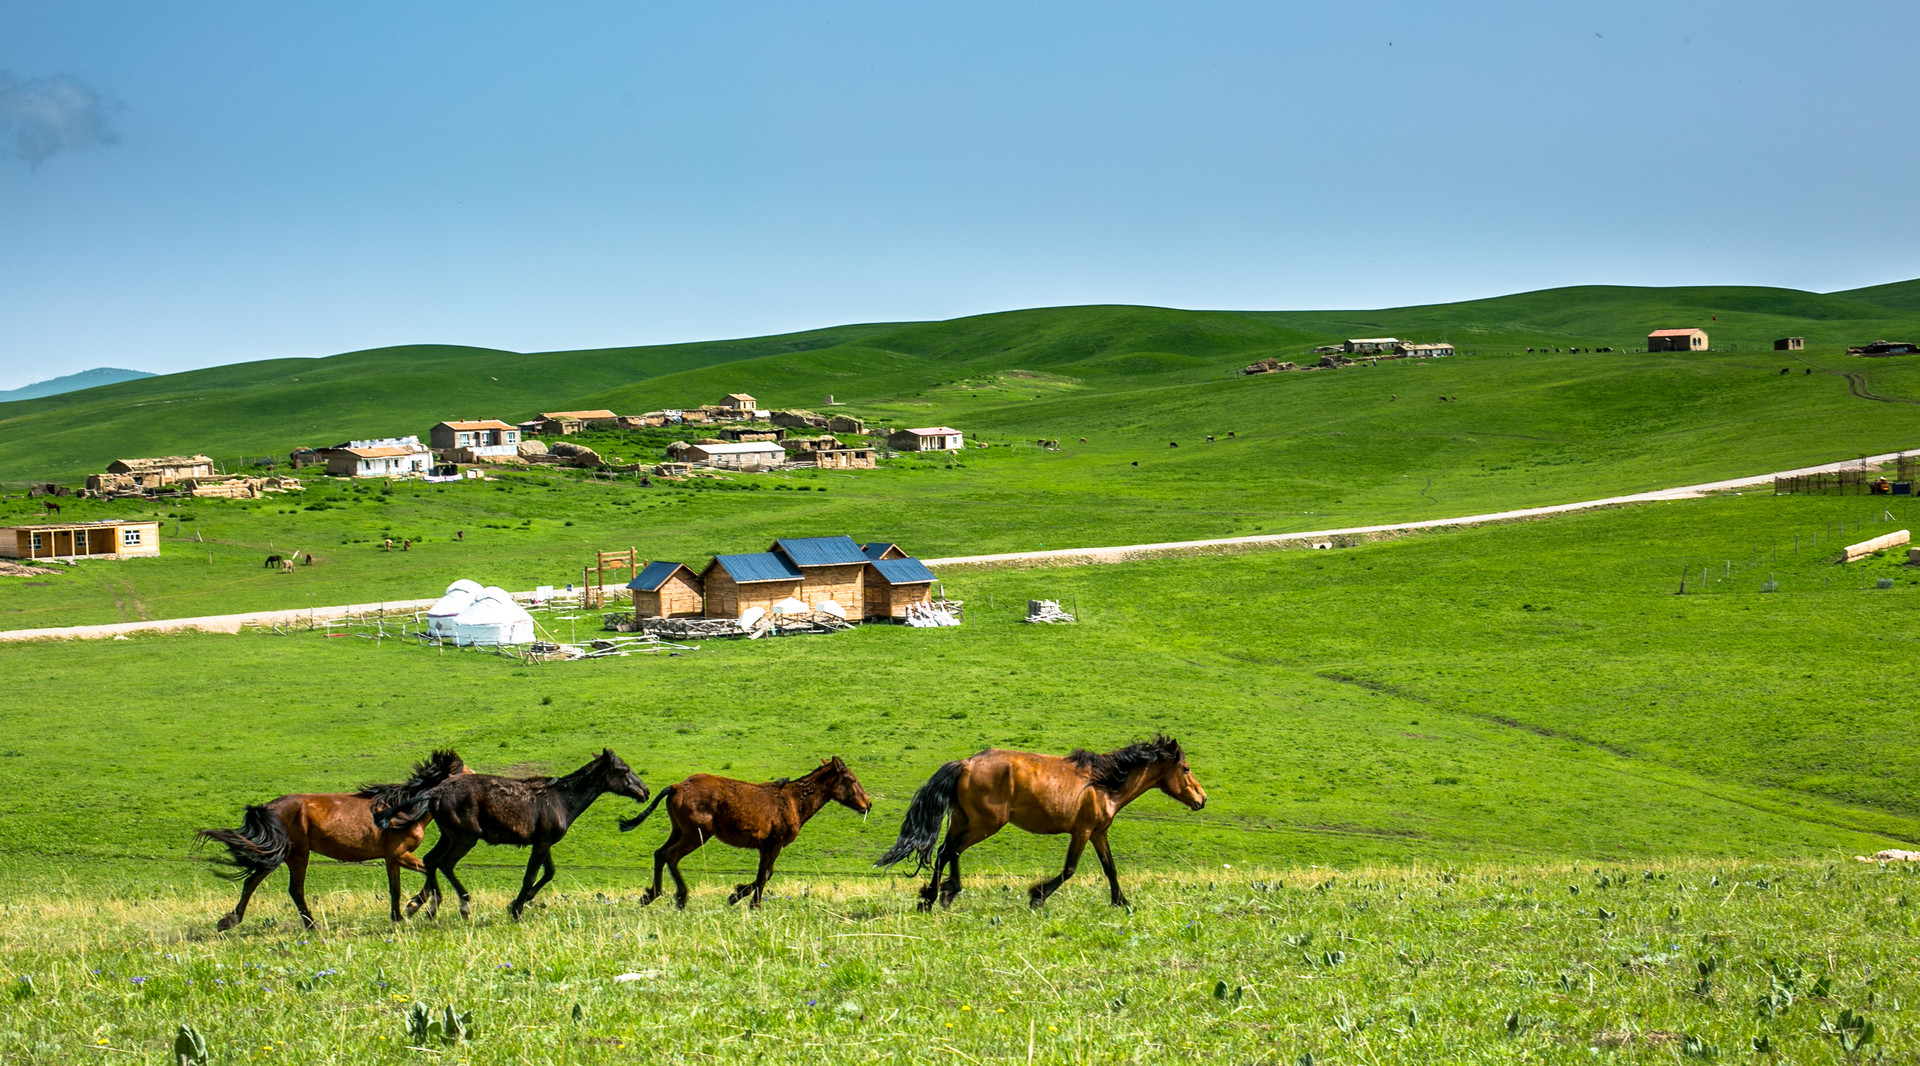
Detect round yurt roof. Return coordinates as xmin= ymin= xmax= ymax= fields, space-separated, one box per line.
xmin=427 ymin=579 xmax=486 ymax=627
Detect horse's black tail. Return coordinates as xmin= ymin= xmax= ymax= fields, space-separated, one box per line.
xmin=196 ymin=805 xmax=290 ymax=882
xmin=367 ymin=748 xmax=465 ymax=831
xmin=874 ymin=760 xmax=965 ymax=872
xmin=618 ymin=785 xmax=674 ymax=832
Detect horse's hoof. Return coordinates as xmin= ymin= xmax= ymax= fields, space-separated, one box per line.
xmin=915 ymin=899 xmax=934 ymax=914
xmin=459 ymin=901 xmax=472 ymax=920
xmin=216 ymin=914 xmax=239 ymax=932
xmin=637 ymin=891 xmax=658 ymax=907
xmin=673 ymin=896 xmax=688 ymax=911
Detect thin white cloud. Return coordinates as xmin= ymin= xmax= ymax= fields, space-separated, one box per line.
xmin=0 ymin=72 xmax=123 ymax=167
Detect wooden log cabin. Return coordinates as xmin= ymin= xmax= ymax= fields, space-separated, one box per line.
xmin=701 ymin=552 xmax=804 ymax=619
xmin=0 ymin=519 xmax=161 ymax=560
xmin=864 ymin=555 xmax=937 ymax=620
xmin=769 ymin=536 xmax=868 ymax=616
xmin=626 ymin=561 xmax=705 ymax=618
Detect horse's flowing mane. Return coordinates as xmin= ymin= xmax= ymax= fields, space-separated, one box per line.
xmin=1066 ymin=735 xmax=1183 ymax=794
xmin=356 ymin=749 xmax=465 ymax=806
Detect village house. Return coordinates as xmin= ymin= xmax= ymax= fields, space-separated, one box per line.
xmin=429 ymin=420 xmax=521 ymax=460
xmin=682 ymin=440 xmax=787 ymax=470
xmin=1399 ymin=342 xmax=1455 ymax=358
xmin=0 ymin=519 xmax=161 ymax=560
xmin=1343 ymin=338 xmax=1400 ymax=354
xmin=1849 ymin=340 xmax=1918 ymax=356
xmin=1648 ymin=328 xmax=1710 ymax=352
xmin=701 ymin=551 xmax=804 ymax=619
xmin=317 ymin=436 xmax=433 ymax=478
xmin=826 ymin=415 xmax=866 ymax=435
xmin=888 ymin=426 xmax=964 ymax=452
xmin=102 ymin=455 xmax=214 ymax=488
xmin=720 ymin=393 xmax=757 ymax=413
xmin=626 ymin=560 xmax=705 ymax=618
xmin=1774 ymin=337 xmax=1805 ymax=351
xmin=810 ymin=446 xmax=876 ymax=470
xmin=770 ymin=535 xmax=868 ymax=617
xmin=716 ymin=426 xmax=784 ymax=443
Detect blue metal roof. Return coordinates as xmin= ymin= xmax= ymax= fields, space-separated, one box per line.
xmin=773 ymin=535 xmax=867 ymax=567
xmin=860 ymin=542 xmax=899 ymax=561
xmin=712 ymin=552 xmax=803 ymax=583
xmin=871 ymin=556 xmax=937 ymax=584
xmin=626 ymin=560 xmax=691 ymax=592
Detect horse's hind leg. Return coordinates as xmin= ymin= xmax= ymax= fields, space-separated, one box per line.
xmin=218 ymin=869 xmax=270 ymax=931
xmin=640 ymin=825 xmax=685 ymax=907
xmin=437 ymin=839 xmax=479 ymax=919
xmin=1030 ymin=829 xmax=1090 ymax=908
xmin=285 ymin=848 xmax=317 ymax=928
xmin=664 ymin=832 xmax=704 ymax=909
xmin=407 ymin=838 xmax=449 ymax=919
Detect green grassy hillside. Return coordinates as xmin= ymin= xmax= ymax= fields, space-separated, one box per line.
xmin=6 ymin=282 xmax=1920 ymax=486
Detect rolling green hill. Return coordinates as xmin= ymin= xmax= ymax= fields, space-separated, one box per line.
xmin=6 ymin=282 xmax=1920 ymax=486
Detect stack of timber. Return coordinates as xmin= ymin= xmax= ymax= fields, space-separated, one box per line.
xmin=1025 ymin=599 xmax=1076 ymax=624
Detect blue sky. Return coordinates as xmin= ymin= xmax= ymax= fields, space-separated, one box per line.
xmin=2 ymin=2 xmax=1916 ymax=389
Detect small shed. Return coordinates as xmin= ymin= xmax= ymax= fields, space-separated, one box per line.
xmin=0 ymin=519 xmax=161 ymax=560
xmin=860 ymin=542 xmax=909 ymax=561
xmin=1774 ymin=337 xmax=1805 ymax=351
xmin=865 ymin=556 xmax=937 ymax=620
xmin=771 ymin=535 xmax=869 ymax=617
xmin=1648 ymin=328 xmax=1709 ymax=352
xmin=721 ymin=393 xmax=757 ymax=412
xmin=888 ymin=426 xmax=964 ymax=452
xmin=701 ymin=552 xmax=804 ymax=619
xmin=627 ymin=561 xmax=705 ymax=618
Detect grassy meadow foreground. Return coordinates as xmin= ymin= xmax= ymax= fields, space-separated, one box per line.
xmin=5 ymin=861 xmax=1918 ymax=1063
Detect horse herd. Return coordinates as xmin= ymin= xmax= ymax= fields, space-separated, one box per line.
xmin=197 ymin=737 xmax=1208 ymax=929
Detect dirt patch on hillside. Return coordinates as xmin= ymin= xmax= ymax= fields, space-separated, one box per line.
xmin=0 ymin=562 xmax=63 ymax=577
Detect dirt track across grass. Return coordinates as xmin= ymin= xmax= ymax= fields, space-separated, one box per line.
xmin=1 ymin=448 xmax=1907 ymax=642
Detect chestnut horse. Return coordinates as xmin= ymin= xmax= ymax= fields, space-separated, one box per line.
xmin=197 ymin=750 xmax=467 ymax=930
xmin=619 ymin=757 xmax=871 ymax=909
xmin=393 ymin=749 xmax=649 ymax=921
xmin=876 ymin=735 xmax=1206 ymax=911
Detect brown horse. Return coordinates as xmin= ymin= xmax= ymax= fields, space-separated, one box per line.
xmin=394 ymin=749 xmax=649 ymax=920
xmin=197 ymin=750 xmax=468 ymax=930
xmin=619 ymin=757 xmax=871 ymax=909
xmin=876 ymin=736 xmax=1206 ymax=911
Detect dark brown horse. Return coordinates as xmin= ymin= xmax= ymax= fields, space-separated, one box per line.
xmin=876 ymin=736 xmax=1206 ymax=911
xmin=393 ymin=749 xmax=648 ymax=921
xmin=197 ymin=750 xmax=468 ymax=930
xmin=619 ymin=757 xmax=871 ymax=909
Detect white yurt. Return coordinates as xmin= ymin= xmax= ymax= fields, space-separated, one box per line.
xmin=426 ymin=579 xmax=485 ymax=639
xmin=445 ymin=586 xmax=536 ymax=646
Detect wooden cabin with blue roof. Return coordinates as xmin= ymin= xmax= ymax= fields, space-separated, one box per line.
xmin=865 ymin=555 xmax=938 ymax=620
xmin=700 ymin=551 xmax=803 ymax=619
xmin=769 ymin=535 xmax=869 ymax=617
xmin=626 ymin=560 xmax=705 ymax=618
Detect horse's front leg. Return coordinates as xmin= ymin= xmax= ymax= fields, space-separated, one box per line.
xmin=385 ymin=859 xmax=404 ymax=923
xmin=1031 ymin=830 xmax=1089 ymax=908
xmin=731 ymin=845 xmax=780 ymax=908
xmin=509 ymin=845 xmax=551 ymax=920
xmin=406 ymin=839 xmax=447 ymax=919
xmin=1090 ymin=827 xmax=1128 ymax=908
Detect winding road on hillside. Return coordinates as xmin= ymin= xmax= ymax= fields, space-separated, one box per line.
xmin=1 ymin=448 xmax=1910 ymax=643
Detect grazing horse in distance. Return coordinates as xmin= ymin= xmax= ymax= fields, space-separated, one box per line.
xmin=197 ymin=750 xmax=468 ymax=930
xmin=263 ymin=555 xmax=283 ymax=569
xmin=395 ymin=749 xmax=649 ymax=920
xmin=877 ymin=736 xmax=1206 ymax=911
xmin=620 ymin=757 xmax=871 ymax=909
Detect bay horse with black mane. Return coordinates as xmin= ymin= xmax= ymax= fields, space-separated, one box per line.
xmin=197 ymin=749 xmax=467 ymax=930
xmin=619 ymin=756 xmax=871 ymax=909
xmin=876 ymin=735 xmax=1206 ymax=911
xmin=391 ymin=749 xmax=648 ymax=921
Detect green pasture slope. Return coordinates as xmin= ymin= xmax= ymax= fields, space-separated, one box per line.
xmin=6 ymin=281 xmax=1920 ymax=629
xmin=3 ymin=490 xmax=1920 ymax=1061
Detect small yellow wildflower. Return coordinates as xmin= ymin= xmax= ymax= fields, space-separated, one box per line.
xmin=960 ymin=1005 xmax=971 ymax=1011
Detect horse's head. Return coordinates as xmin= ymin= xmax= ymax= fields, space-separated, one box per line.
xmin=596 ymin=749 xmax=651 ymax=805
xmin=1154 ymin=740 xmax=1207 ymax=811
xmin=822 ymin=756 xmax=872 ymax=814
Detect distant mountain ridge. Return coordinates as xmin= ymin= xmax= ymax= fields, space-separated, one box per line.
xmin=0 ymin=367 xmax=155 ymax=403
